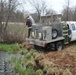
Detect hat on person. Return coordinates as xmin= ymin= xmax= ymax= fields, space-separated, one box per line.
xmin=24 ymin=13 xmax=30 ymax=19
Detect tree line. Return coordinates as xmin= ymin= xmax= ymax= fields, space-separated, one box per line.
xmin=62 ymin=0 xmax=76 ymax=21
xmin=26 ymin=0 xmax=76 ymax=21
xmin=0 ymin=0 xmax=76 ymax=25
xmin=0 ymin=0 xmax=76 ymax=43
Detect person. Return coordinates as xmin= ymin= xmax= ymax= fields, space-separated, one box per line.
xmin=26 ymin=15 xmax=35 ymax=38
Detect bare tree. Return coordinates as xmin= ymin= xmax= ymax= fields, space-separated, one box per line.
xmin=65 ymin=0 xmax=70 ymax=21
xmin=0 ymin=0 xmax=6 ymax=41
xmin=27 ymin=0 xmax=47 ymax=20
xmin=4 ymin=0 xmax=21 ymax=32
xmin=62 ymin=0 xmax=72 ymax=21
xmin=73 ymin=6 xmax=76 ymax=21
xmin=0 ymin=0 xmax=4 ymax=25
xmin=0 ymin=0 xmax=22 ymax=42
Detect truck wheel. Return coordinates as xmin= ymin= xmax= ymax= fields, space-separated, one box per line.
xmin=55 ymin=41 xmax=64 ymax=51
xmin=52 ymin=29 xmax=58 ymax=39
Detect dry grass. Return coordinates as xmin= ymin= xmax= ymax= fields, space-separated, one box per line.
xmin=35 ymin=42 xmax=76 ymax=74
xmin=4 ymin=23 xmax=28 ymax=43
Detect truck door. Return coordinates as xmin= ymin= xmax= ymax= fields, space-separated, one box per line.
xmin=70 ymin=23 xmax=76 ymax=41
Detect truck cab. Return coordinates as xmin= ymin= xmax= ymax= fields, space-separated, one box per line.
xmin=66 ymin=21 xmax=76 ymax=41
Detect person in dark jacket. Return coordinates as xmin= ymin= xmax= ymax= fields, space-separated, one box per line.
xmin=26 ymin=16 xmax=32 ymax=38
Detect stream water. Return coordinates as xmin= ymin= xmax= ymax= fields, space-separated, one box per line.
xmin=0 ymin=51 xmax=20 ymax=75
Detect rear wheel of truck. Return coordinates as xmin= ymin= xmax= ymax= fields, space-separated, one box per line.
xmin=55 ymin=41 xmax=64 ymax=51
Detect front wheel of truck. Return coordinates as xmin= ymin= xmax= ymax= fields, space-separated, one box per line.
xmin=55 ymin=41 xmax=64 ymax=51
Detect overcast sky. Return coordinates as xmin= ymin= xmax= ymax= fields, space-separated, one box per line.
xmin=18 ymin=0 xmax=76 ymax=14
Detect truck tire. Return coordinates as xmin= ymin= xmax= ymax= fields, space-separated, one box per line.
xmin=55 ymin=41 xmax=64 ymax=51
xmin=52 ymin=29 xmax=58 ymax=39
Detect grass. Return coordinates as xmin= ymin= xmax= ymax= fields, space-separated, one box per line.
xmin=8 ymin=45 xmax=76 ymax=75
xmin=8 ymin=48 xmax=40 ymax=75
xmin=0 ymin=42 xmax=75 ymax=75
xmin=9 ymin=56 xmax=36 ymax=75
xmin=0 ymin=43 xmax=20 ymax=53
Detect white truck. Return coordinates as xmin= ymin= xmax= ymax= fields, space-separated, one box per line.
xmin=26 ymin=21 xmax=76 ymax=50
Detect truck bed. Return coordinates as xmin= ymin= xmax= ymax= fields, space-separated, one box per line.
xmin=26 ymin=37 xmax=64 ymax=47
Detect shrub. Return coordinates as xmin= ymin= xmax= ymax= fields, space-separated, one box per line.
xmin=26 ymin=60 xmax=36 ymax=68
xmin=25 ymin=66 xmax=35 ymax=75
xmin=25 ymin=52 xmax=32 ymax=59
xmin=38 ymin=61 xmax=44 ymax=69
xmin=36 ymin=69 xmax=43 ymax=75
xmin=3 ymin=30 xmax=25 ymax=43
xmin=63 ymin=69 xmax=73 ymax=75
xmin=55 ymin=69 xmax=63 ymax=75
xmin=43 ymin=65 xmax=49 ymax=74
xmin=3 ymin=24 xmax=27 ymax=43
xmin=46 ymin=67 xmax=55 ymax=75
